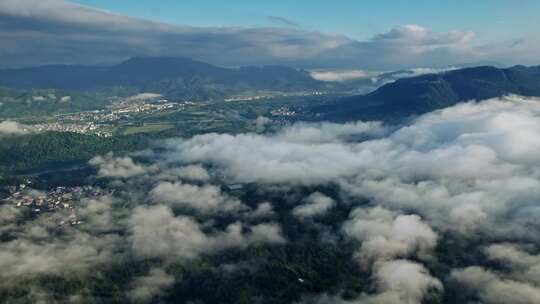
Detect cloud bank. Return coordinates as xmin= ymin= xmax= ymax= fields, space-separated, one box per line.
xmin=159 ymin=95 xmax=540 ymax=303
xmin=4 ymin=94 xmax=540 ymax=303
xmin=0 ymin=0 xmax=537 ymax=68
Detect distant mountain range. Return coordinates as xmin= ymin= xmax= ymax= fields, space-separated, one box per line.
xmin=2 ymin=57 xmax=540 ymax=122
xmin=0 ymin=57 xmax=324 ymax=99
xmin=315 ymin=65 xmax=540 ymax=122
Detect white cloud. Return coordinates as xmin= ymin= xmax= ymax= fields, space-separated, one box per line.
xmin=163 ymin=120 xmax=385 ymax=185
xmin=343 ymin=207 xmax=437 ymax=266
xmin=124 ymin=93 xmax=163 ymax=102
xmin=89 ymin=153 xmax=154 ymax=178
xmin=310 ymin=70 xmax=370 ymax=82
xmin=162 ymin=95 xmax=540 ymax=242
xmin=6 ymin=90 xmax=540 ymax=302
xmin=0 ymin=120 xmax=30 ymax=135
xmin=173 ymin=165 xmax=210 ymax=181
xmin=154 ymin=95 xmax=540 ymax=302
xmin=255 ymin=116 xmax=271 ymax=133
xmin=76 ymin=196 xmax=116 ymax=233
xmin=150 ymin=181 xmax=246 ymax=214
xmin=1 ymin=1 xmax=536 ymax=68
xmin=248 ymin=202 xmax=276 ymax=219
xmin=484 ymin=243 xmax=540 ymax=286
xmin=292 ymin=192 xmax=336 ymax=219
xmin=276 ymin=121 xmax=386 ymax=143
xmin=301 ymin=260 xmax=442 ymax=304
xmin=130 ymin=205 xmax=285 ymax=260
xmin=371 ymin=259 xmax=442 ymax=304
xmin=0 ymin=233 xmax=117 ymax=280
xmin=129 ymin=268 xmax=175 ymax=303
xmin=452 ymin=266 xmax=540 ymax=304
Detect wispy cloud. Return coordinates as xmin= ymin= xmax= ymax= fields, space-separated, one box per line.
xmin=266 ymin=15 xmax=300 ymax=27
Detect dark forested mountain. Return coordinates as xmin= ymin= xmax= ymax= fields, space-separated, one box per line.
xmin=316 ymin=65 xmax=540 ymax=122
xmin=0 ymin=57 xmax=323 ymax=93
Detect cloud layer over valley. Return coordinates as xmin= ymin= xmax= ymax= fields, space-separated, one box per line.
xmin=156 ymin=95 xmax=540 ymax=303
xmin=2 ymin=95 xmax=540 ymax=303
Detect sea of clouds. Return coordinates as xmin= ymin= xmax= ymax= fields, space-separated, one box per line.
xmin=156 ymin=95 xmax=540 ymax=303
xmin=2 ymin=95 xmax=540 ymax=303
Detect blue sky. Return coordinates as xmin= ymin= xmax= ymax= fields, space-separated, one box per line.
xmin=71 ymin=0 xmax=539 ymax=41
xmin=1 ymin=0 xmax=539 ymax=68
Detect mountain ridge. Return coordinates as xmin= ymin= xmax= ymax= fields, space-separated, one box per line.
xmin=315 ymin=65 xmax=540 ymax=122
xmin=0 ymin=56 xmax=322 ymax=93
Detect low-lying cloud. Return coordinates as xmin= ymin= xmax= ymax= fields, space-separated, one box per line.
xmin=150 ymin=181 xmax=246 ymax=214
xmin=292 ymin=192 xmax=336 ymax=219
xmin=157 ymin=95 xmax=540 ymax=303
xmin=90 ymin=152 xmax=154 ymax=178
xmin=130 ymin=205 xmax=285 ymax=260
xmin=310 ymin=70 xmax=371 ymax=82
xmin=4 ymin=94 xmax=540 ymax=302
xmin=0 ymin=120 xmax=30 ymax=136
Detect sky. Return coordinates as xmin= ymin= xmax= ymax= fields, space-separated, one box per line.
xmin=0 ymin=0 xmax=539 ymax=69
xmin=70 ymin=0 xmax=540 ymax=41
